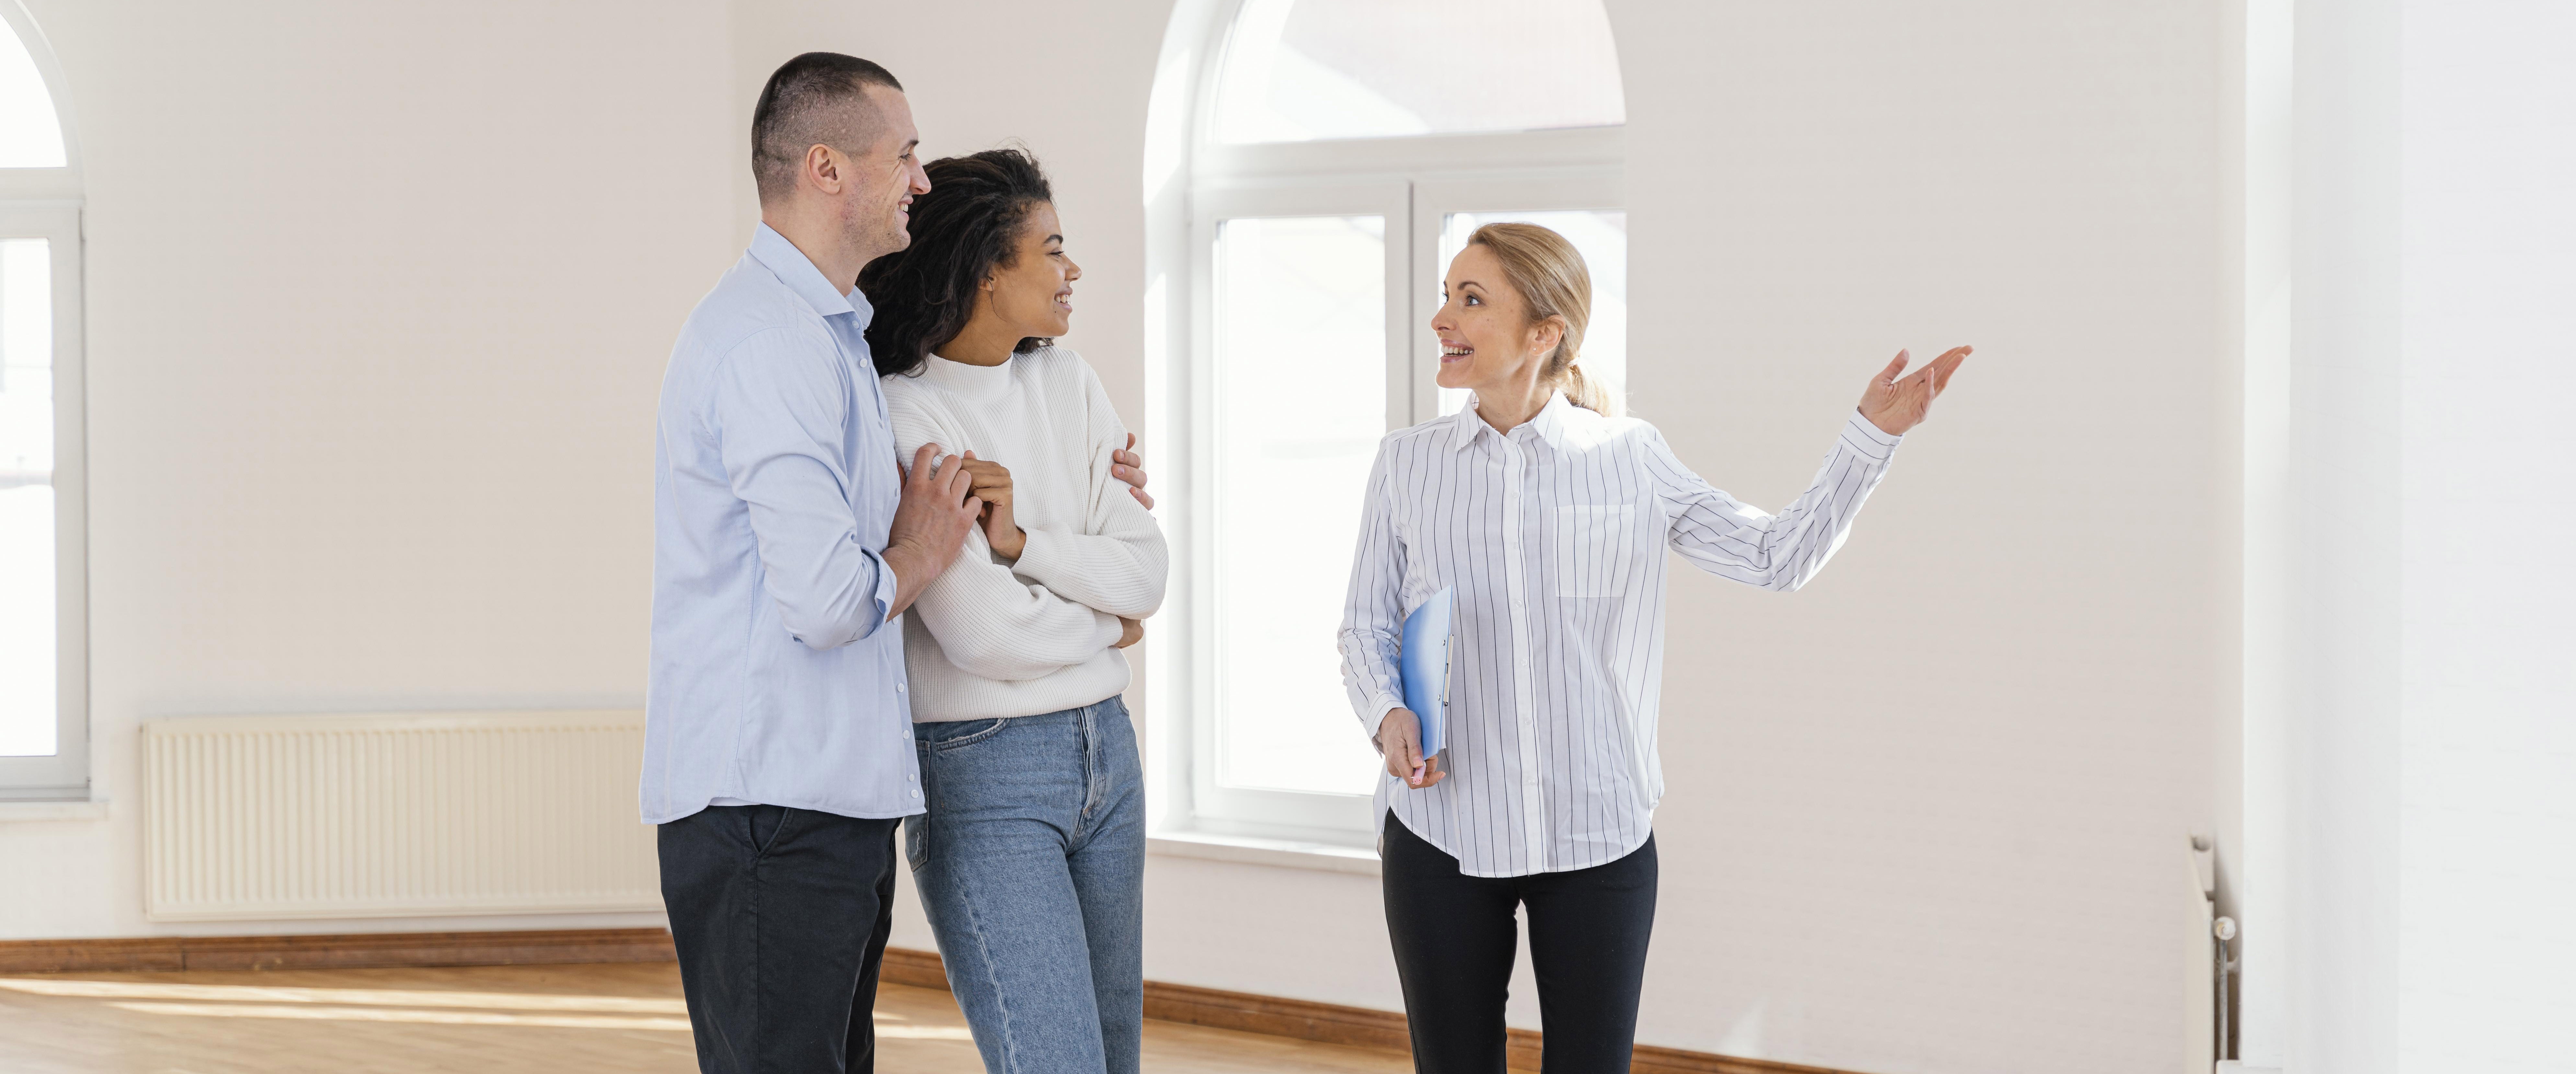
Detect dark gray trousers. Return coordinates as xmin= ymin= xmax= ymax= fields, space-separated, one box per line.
xmin=659 ymin=804 xmax=901 ymax=1074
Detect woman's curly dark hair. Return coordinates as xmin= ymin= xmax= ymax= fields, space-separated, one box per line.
xmin=857 ymin=148 xmax=1055 ymax=378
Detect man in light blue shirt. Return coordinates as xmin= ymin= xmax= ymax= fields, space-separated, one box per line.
xmin=647 ymin=53 xmax=976 ymax=1074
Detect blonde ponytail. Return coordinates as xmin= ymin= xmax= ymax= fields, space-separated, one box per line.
xmin=1467 ymin=222 xmax=1621 ymax=417
xmin=1559 ymin=361 xmax=1614 ymax=416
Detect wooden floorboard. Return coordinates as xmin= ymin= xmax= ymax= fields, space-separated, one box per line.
xmin=0 ymin=962 xmax=1414 ymax=1074
xmin=0 ymin=929 xmax=675 ymax=974
xmin=0 ymin=931 xmax=1863 ymax=1074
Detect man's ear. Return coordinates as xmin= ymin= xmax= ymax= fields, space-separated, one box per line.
xmin=804 ymin=144 xmax=842 ymax=195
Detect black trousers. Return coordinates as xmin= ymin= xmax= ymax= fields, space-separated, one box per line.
xmin=659 ymin=804 xmax=901 ymax=1074
xmin=1381 ymin=816 xmax=1658 ymax=1074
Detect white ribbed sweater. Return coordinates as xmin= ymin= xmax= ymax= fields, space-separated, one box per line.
xmin=881 ymin=346 xmax=1167 ymax=722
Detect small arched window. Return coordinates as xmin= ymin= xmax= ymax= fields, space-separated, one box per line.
xmin=1209 ymin=0 xmax=1624 ymax=144
xmin=1147 ymin=0 xmax=1626 ymax=842
xmin=0 ymin=0 xmax=87 ymax=800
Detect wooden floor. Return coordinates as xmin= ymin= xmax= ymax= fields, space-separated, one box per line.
xmin=0 ymin=962 xmax=1413 ymax=1074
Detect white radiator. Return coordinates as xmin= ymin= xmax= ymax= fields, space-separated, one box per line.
xmin=142 ymin=711 xmax=660 ymax=922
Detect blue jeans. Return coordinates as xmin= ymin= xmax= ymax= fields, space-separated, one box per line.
xmin=907 ymin=697 xmax=1145 ymax=1074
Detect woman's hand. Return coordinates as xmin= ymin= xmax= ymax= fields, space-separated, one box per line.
xmin=1376 ymin=708 xmax=1446 ymax=789
xmin=1857 ymin=345 xmax=1971 ymax=436
xmin=1112 ymin=433 xmax=1152 ymax=509
xmin=956 ymin=451 xmax=1027 ymax=560
xmin=1115 ymin=617 xmax=1144 ymax=648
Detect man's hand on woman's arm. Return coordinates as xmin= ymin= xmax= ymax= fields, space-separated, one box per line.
xmin=1857 ymin=345 xmax=1972 ymax=436
xmin=1376 ymin=708 xmax=1446 ymax=789
xmin=881 ymin=443 xmax=983 ymax=620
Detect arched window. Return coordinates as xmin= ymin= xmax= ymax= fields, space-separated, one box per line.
xmin=1146 ymin=0 xmax=1625 ymax=845
xmin=0 ymin=0 xmax=86 ymax=801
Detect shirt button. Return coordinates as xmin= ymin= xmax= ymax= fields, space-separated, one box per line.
xmin=897 ymin=683 xmax=907 ymax=693
xmin=910 ymin=789 xmax=921 ymax=799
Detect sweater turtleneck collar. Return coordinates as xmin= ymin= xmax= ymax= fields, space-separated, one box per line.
xmin=919 ymin=351 xmax=1020 ymax=404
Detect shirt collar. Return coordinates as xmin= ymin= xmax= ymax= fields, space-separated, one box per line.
xmin=1451 ymin=391 xmax=1575 ymax=452
xmin=749 ymin=222 xmax=870 ymax=325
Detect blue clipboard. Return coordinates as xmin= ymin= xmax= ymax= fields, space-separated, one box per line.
xmin=1398 ymin=587 xmax=1455 ymax=758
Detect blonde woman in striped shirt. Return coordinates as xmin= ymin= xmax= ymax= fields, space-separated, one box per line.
xmin=1339 ymin=222 xmax=1968 ymax=1071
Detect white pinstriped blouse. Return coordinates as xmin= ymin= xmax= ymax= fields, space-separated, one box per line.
xmin=1338 ymin=392 xmax=1905 ymax=877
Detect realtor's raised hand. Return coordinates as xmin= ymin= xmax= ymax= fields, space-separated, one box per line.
xmin=1857 ymin=345 xmax=1971 ymax=436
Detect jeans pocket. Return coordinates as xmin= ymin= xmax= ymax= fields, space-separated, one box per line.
xmin=902 ymin=813 xmax=930 ymax=873
xmin=924 ymin=718 xmax=1010 ymax=753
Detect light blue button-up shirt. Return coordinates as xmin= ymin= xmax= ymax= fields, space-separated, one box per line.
xmin=642 ymin=224 xmax=919 ymax=825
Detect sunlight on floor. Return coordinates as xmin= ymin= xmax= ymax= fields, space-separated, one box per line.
xmin=0 ymin=976 xmax=968 ymax=1038
xmin=0 ymin=963 xmax=1412 ymax=1074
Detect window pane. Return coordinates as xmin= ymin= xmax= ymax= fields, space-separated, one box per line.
xmin=1436 ymin=210 xmax=1627 ymax=416
xmin=1212 ymin=216 xmax=1385 ymax=796
xmin=1214 ymin=0 xmax=1624 ymax=144
xmin=0 ymin=22 xmax=67 ymax=168
xmin=0 ymin=238 xmax=54 ymax=757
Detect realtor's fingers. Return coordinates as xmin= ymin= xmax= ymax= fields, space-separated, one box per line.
xmin=1930 ymin=346 xmax=1971 ymax=391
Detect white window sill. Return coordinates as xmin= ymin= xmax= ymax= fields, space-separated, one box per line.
xmin=0 ymin=798 xmax=109 ymax=822
xmin=1147 ymin=828 xmax=1381 ymax=876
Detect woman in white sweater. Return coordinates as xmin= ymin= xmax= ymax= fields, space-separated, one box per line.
xmin=856 ymin=149 xmax=1164 ymax=1074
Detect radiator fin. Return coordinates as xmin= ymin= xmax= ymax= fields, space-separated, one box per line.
xmin=142 ymin=712 xmax=660 ymax=922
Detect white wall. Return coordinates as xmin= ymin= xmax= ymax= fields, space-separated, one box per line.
xmin=1614 ymin=3 xmax=2230 ymax=1068
xmin=1 ymin=2 xmax=2235 ymax=1072
xmin=0 ymin=0 xmax=736 ymax=937
xmin=815 ymin=2 xmax=2237 ymax=1070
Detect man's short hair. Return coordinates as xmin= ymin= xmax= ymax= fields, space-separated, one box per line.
xmin=752 ymin=53 xmax=904 ymax=204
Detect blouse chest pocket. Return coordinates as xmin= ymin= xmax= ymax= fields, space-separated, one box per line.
xmin=1554 ymin=505 xmax=1639 ymax=599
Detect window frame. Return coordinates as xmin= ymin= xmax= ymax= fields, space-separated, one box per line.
xmin=0 ymin=0 xmax=87 ymax=801
xmin=1152 ymin=0 xmax=1624 ymax=846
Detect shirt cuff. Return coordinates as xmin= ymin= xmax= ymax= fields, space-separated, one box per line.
xmin=861 ymin=545 xmax=901 ymax=634
xmin=1360 ymin=694 xmax=1406 ymax=747
xmin=1843 ymin=408 xmax=1904 ymax=460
